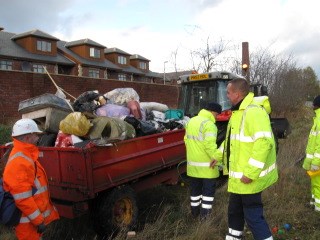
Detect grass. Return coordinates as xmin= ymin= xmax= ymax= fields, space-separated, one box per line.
xmin=1 ymin=106 xmax=318 ymax=239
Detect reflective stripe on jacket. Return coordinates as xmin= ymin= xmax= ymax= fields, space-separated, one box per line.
xmin=222 ymin=92 xmax=278 ymax=194
xmin=184 ymin=109 xmax=223 ymax=178
xmin=303 ymin=108 xmax=320 ymax=170
xmin=3 ymin=139 xmax=59 ymax=227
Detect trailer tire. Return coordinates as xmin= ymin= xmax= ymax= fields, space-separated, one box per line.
xmin=92 ymin=185 xmax=138 ymax=238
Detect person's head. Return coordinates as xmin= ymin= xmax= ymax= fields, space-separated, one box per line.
xmin=205 ymin=102 xmax=222 ymax=119
xmin=227 ymin=78 xmax=250 ymax=106
xmin=313 ymin=95 xmax=320 ymax=110
xmin=12 ymin=118 xmax=43 ymax=145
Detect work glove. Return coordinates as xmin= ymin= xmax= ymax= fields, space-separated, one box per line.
xmin=311 ymin=164 xmax=320 ymax=171
xmin=37 ymin=223 xmax=46 ymax=234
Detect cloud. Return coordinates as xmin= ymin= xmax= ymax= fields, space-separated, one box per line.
xmin=0 ymin=0 xmax=77 ymax=33
xmin=1 ymin=0 xmax=319 ymax=77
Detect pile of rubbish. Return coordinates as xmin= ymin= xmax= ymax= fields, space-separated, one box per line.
xmin=18 ymin=88 xmax=189 ymax=148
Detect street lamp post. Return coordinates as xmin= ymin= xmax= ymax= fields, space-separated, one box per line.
xmin=163 ymin=61 xmax=168 ymax=84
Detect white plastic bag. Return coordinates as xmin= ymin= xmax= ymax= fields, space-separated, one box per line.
xmin=139 ymin=102 xmax=169 ymax=112
xmin=104 ymin=88 xmax=140 ymax=105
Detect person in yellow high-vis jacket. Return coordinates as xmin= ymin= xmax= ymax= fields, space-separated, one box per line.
xmin=184 ymin=102 xmax=223 ymax=219
xmin=222 ymin=78 xmax=278 ymax=240
xmin=303 ymin=95 xmax=320 ymax=211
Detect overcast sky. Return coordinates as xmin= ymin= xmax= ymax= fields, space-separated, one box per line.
xmin=1 ymin=0 xmax=320 ymax=77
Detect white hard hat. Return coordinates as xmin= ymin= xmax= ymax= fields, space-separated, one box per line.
xmin=12 ymin=118 xmax=43 ymax=137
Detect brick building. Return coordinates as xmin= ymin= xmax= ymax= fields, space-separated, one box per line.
xmin=0 ymin=28 xmax=162 ymax=83
xmin=0 ymin=28 xmax=181 ymax=124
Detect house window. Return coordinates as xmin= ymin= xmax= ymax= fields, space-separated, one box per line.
xmin=0 ymin=60 xmax=12 ymax=70
xmin=36 ymin=40 xmax=51 ymax=52
xmin=90 ymin=48 xmax=100 ymax=58
xmin=33 ymin=64 xmax=45 ymax=73
xmin=118 ymin=74 xmax=126 ymax=81
xmin=104 ymin=69 xmax=108 ymax=79
xmin=139 ymin=62 xmax=147 ymax=69
xmin=118 ymin=56 xmax=127 ymax=65
xmin=89 ymin=69 xmax=100 ymax=78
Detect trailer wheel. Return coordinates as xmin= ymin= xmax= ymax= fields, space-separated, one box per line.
xmin=92 ymin=185 xmax=138 ymax=238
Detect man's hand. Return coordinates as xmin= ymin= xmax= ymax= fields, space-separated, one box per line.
xmin=210 ymin=159 xmax=217 ymax=168
xmin=240 ymin=175 xmax=252 ymax=184
xmin=37 ymin=223 xmax=46 ymax=234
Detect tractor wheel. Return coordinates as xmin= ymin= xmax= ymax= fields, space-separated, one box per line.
xmin=92 ymin=185 xmax=138 ymax=238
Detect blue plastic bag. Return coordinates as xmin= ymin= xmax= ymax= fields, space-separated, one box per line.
xmin=165 ymin=109 xmax=184 ymax=120
xmin=0 ymin=179 xmax=22 ymax=227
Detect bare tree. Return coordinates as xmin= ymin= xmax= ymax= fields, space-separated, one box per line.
xmin=170 ymin=33 xmax=319 ymax=115
xmin=230 ymin=46 xmax=320 ymax=115
xmin=302 ymin=66 xmax=319 ymax=101
xmin=191 ymin=37 xmax=229 ymax=73
xmin=171 ymin=47 xmax=179 ymax=75
xmin=189 ymin=50 xmax=201 ymax=73
xmin=169 ymin=25 xmax=231 ymax=74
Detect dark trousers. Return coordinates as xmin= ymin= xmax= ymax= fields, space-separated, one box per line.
xmin=189 ymin=177 xmax=216 ymax=218
xmin=227 ymin=192 xmax=272 ymax=240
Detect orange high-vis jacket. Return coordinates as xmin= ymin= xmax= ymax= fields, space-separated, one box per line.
xmin=3 ymin=139 xmax=59 ymax=227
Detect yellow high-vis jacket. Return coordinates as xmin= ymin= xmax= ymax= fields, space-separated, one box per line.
xmin=303 ymin=108 xmax=320 ymax=170
xmin=221 ymin=92 xmax=278 ymax=194
xmin=184 ymin=109 xmax=223 ymax=178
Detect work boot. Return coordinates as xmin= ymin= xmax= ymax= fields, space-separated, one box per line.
xmin=225 ymin=235 xmax=242 ymax=240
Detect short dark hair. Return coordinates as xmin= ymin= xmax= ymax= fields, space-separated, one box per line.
xmin=229 ymin=78 xmax=250 ymax=96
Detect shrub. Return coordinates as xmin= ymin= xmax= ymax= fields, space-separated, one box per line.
xmin=0 ymin=124 xmax=11 ymax=145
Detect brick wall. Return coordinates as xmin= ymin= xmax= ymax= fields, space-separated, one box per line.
xmin=0 ymin=70 xmax=180 ymax=124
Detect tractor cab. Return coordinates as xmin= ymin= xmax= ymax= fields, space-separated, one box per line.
xmin=177 ymin=71 xmax=290 ymax=139
xmin=177 ymin=71 xmax=239 ymax=118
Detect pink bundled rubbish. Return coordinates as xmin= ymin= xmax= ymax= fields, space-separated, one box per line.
xmin=127 ymin=100 xmax=142 ymax=119
xmin=95 ymin=103 xmax=130 ymax=118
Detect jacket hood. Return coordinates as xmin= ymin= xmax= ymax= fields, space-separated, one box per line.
xmin=198 ymin=109 xmax=216 ymax=123
xmin=239 ymin=92 xmax=272 ymax=114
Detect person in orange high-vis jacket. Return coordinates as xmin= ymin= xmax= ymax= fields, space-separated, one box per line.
xmin=3 ymin=118 xmax=59 ymax=240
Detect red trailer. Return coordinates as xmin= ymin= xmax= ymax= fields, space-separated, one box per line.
xmin=0 ymin=128 xmax=186 ymax=236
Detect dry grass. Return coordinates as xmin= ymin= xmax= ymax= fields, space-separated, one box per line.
xmin=1 ymin=106 xmax=319 ymax=239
